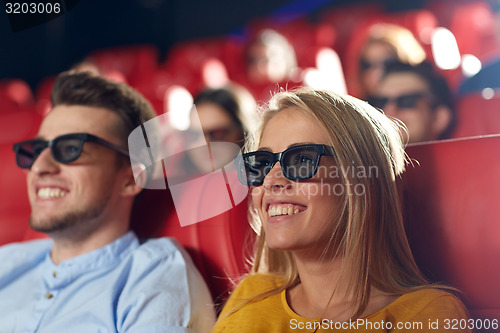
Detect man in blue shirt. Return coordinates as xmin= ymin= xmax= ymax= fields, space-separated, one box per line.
xmin=1 ymin=71 xmax=216 ymax=332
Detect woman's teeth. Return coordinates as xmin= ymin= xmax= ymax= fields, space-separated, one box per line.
xmin=268 ymin=204 xmax=301 ymax=217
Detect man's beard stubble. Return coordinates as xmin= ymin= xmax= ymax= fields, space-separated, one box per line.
xmin=29 ymin=196 xmax=110 ymax=237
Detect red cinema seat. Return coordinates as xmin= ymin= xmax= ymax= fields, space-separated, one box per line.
xmin=163 ymin=38 xmax=244 ymax=93
xmin=88 ymin=45 xmax=159 ymax=86
xmin=402 ymin=135 xmax=500 ymax=326
xmin=132 ymin=68 xmax=177 ymax=115
xmin=0 ymin=107 xmax=42 ymax=245
xmin=319 ymin=2 xmax=384 ymax=58
xmin=165 ymin=38 xmax=227 ymax=71
xmin=448 ymin=1 xmax=498 ymax=58
xmin=0 ymin=79 xmax=34 ymax=109
xmin=247 ymin=17 xmax=336 ymax=69
xmin=0 ymin=144 xmax=30 ymax=245
xmin=130 ymin=170 xmax=253 ymax=307
xmin=453 ymin=93 xmax=500 ymax=138
xmin=425 ymin=0 xmax=469 ymax=27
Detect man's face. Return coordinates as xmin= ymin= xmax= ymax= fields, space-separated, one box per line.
xmin=27 ymin=105 xmax=129 ymax=238
xmin=375 ymin=72 xmax=443 ymax=143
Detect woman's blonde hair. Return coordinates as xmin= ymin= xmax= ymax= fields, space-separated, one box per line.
xmin=362 ymin=23 xmax=426 ymax=66
xmin=242 ymin=88 xmax=430 ymax=318
xmin=350 ymin=23 xmax=427 ymax=97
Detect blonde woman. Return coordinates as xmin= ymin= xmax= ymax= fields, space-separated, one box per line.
xmin=213 ymin=89 xmax=470 ymax=332
xmin=354 ymin=23 xmax=427 ymax=99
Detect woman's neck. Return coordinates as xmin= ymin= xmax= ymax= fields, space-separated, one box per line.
xmin=287 ymin=253 xmax=398 ymax=322
xmin=288 ymin=253 xmax=352 ymax=320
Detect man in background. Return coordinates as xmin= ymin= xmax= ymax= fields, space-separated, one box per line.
xmin=369 ymin=61 xmax=456 ymax=143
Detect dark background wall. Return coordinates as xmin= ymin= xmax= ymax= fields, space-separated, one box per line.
xmin=0 ymin=0 xmax=426 ymax=89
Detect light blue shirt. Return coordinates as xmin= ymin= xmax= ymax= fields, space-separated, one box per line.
xmin=0 ymin=232 xmax=215 ymax=332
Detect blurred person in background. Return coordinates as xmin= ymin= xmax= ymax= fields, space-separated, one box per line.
xmin=246 ymin=29 xmax=298 ymax=85
xmin=355 ymin=23 xmax=426 ymax=99
xmin=243 ymin=29 xmax=300 ymax=102
xmin=185 ymin=87 xmax=255 ymax=175
xmin=369 ymin=61 xmax=455 ymax=144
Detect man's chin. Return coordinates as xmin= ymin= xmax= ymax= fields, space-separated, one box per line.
xmin=29 ymin=210 xmax=96 ymax=234
xmin=28 ymin=201 xmax=107 ymax=237
xmin=29 ymin=216 xmax=73 ymax=234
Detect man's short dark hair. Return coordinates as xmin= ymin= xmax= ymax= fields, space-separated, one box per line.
xmin=382 ymin=61 xmax=457 ymax=139
xmin=50 ymin=71 xmax=157 ymax=147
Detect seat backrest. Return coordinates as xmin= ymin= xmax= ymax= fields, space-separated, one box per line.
xmin=448 ymin=1 xmax=498 ymax=58
xmin=247 ymin=17 xmax=336 ymax=69
xmin=453 ymin=93 xmax=500 ymax=138
xmin=0 ymin=107 xmax=42 ymax=245
xmin=130 ymin=171 xmax=253 ymax=307
xmin=0 ymin=143 xmax=32 ymax=245
xmin=89 ymin=45 xmax=159 ymax=86
xmin=402 ymin=135 xmax=500 ymax=323
xmin=319 ymin=2 xmax=384 ymax=58
xmin=0 ymin=79 xmax=34 ymax=109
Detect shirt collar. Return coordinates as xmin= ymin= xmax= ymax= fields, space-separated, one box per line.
xmin=42 ymin=231 xmax=139 ymax=289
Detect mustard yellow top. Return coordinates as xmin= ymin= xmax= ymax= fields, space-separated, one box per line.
xmin=213 ymin=274 xmax=471 ymax=333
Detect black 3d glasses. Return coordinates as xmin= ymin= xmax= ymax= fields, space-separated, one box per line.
xmin=236 ymin=144 xmax=335 ymax=187
xmin=368 ymin=92 xmax=432 ymax=110
xmin=185 ymin=125 xmax=240 ymax=142
xmin=359 ymin=58 xmax=398 ymax=71
xmin=13 ymin=133 xmax=129 ymax=169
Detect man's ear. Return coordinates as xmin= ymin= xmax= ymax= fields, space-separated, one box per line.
xmin=431 ymin=105 xmax=452 ymax=139
xmin=120 ymin=163 xmax=147 ymax=197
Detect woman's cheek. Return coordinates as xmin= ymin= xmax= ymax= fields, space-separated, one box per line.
xmin=251 ymin=186 xmax=265 ymax=213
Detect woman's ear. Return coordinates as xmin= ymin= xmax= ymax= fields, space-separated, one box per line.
xmin=431 ymin=105 xmax=452 ymax=139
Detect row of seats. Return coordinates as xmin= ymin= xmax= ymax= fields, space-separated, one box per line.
xmin=1 ymin=2 xmax=494 ymax=99
xmin=1 ymin=1 xmax=498 ymax=116
xmin=1 ymin=4 xmax=497 ymax=95
xmin=3 ymin=77 xmax=499 ymax=142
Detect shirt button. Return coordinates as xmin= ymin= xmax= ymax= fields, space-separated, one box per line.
xmin=45 ymin=293 xmax=53 ymax=299
xmin=53 ymin=271 xmax=57 ymax=278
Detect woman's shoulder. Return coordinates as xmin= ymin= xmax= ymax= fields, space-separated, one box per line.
xmin=231 ymin=273 xmax=287 ymax=297
xmin=214 ymin=274 xmax=289 ymax=332
xmin=385 ymin=287 xmax=469 ymax=321
xmin=397 ymin=288 xmax=463 ymax=306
